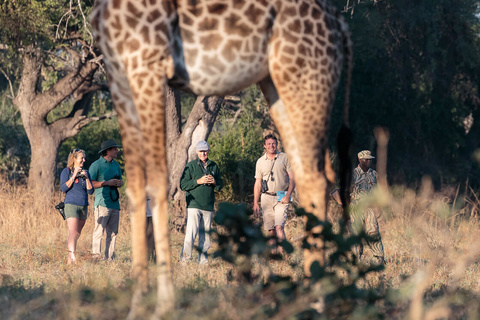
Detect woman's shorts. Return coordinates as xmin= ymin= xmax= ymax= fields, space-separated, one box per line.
xmin=65 ymin=204 xmax=88 ymax=220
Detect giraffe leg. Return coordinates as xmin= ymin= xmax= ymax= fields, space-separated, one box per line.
xmin=91 ymin=0 xmax=175 ymax=315
xmin=124 ymin=136 xmax=149 ymax=320
xmin=261 ymin=64 xmax=340 ymax=278
xmin=325 ymin=150 xmax=336 ymax=184
xmin=106 ymin=80 xmax=149 ymax=319
xmin=125 ymin=63 xmax=175 ymax=317
xmin=270 ymin=99 xmax=330 ymax=276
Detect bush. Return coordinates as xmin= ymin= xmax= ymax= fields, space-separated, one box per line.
xmin=209 ymin=87 xmax=266 ymax=204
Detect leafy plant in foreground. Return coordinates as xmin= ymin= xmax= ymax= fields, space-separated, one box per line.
xmin=213 ymin=203 xmax=387 ymax=319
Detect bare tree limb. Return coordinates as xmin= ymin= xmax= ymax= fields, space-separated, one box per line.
xmin=0 ymin=67 xmax=15 ymax=99
xmin=55 ymin=0 xmax=74 ymax=39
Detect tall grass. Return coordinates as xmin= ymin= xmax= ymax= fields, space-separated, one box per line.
xmin=1 ymin=174 xmax=480 ymax=319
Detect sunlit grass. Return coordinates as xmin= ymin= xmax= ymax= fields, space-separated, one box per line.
xmin=1 ymin=174 xmax=480 ymax=319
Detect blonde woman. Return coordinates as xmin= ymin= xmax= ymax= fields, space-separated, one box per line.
xmin=60 ymin=148 xmax=94 ymax=264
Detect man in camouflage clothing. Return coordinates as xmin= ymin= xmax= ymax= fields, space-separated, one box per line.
xmin=332 ymin=150 xmax=385 ymax=264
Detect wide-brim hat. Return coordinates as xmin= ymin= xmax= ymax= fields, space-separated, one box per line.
xmin=98 ymin=139 xmax=121 ymax=154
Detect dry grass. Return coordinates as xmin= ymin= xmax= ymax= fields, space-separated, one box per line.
xmin=1 ymin=175 xmax=480 ymax=319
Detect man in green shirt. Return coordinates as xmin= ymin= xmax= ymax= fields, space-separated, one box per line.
xmin=89 ymin=139 xmax=124 ymax=260
xmin=180 ymin=140 xmax=223 ymax=264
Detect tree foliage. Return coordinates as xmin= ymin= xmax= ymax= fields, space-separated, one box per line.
xmin=0 ymin=92 xmax=29 ymax=179
xmin=209 ymin=86 xmax=269 ymax=204
xmin=213 ymin=203 xmax=385 ymax=319
xmin=0 ymin=0 xmax=113 ymax=194
xmin=330 ymin=0 xmax=480 ymax=188
xmin=0 ymin=0 xmax=95 ymax=78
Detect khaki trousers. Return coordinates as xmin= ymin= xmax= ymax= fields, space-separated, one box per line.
xmin=260 ymin=193 xmax=289 ymax=231
xmin=349 ymin=205 xmax=384 ymax=259
xmin=92 ymin=206 xmax=119 ymax=260
xmin=180 ymin=208 xmax=212 ymax=264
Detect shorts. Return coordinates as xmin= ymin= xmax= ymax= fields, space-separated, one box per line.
xmin=260 ymin=193 xmax=289 ymax=230
xmin=65 ymin=203 xmax=88 ymax=220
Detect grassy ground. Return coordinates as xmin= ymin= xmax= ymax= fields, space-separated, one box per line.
xmin=1 ymin=176 xmax=480 ymax=319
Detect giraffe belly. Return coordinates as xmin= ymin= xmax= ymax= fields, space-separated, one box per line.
xmin=180 ymin=62 xmax=269 ymax=96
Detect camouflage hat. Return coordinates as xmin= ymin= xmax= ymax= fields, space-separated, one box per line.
xmin=358 ymin=150 xmax=375 ymax=160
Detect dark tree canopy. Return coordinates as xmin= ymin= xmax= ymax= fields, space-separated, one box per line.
xmin=330 ymin=0 xmax=480 ymax=188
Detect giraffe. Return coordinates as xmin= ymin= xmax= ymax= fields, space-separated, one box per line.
xmin=91 ymin=0 xmax=352 ymax=316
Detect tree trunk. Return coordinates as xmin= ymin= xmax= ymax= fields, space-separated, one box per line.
xmin=12 ymin=47 xmax=111 ymax=197
xmin=166 ymin=88 xmax=224 ymax=230
xmin=27 ymin=128 xmax=62 ymax=194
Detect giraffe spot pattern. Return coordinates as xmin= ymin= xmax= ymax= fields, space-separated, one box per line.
xmin=91 ymin=0 xmax=352 ymax=290
xmin=224 ymin=13 xmax=253 ymax=37
xmin=199 ymin=33 xmax=223 ymax=49
xmin=207 ymin=3 xmax=229 ymax=15
xmin=198 ymin=17 xmax=219 ymax=31
xmin=244 ymin=4 xmax=267 ymax=25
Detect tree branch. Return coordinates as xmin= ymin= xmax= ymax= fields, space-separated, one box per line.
xmin=34 ymin=56 xmax=100 ymax=115
xmin=0 ymin=67 xmax=15 ymax=99
xmin=50 ymin=108 xmax=117 ymax=141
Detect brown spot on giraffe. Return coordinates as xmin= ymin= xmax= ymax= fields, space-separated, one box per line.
xmin=295 ymin=57 xmax=305 ymax=67
xmin=147 ymin=9 xmax=162 ymax=23
xmin=233 ymin=0 xmax=246 ymax=9
xmin=140 ymin=26 xmax=150 ymax=44
xmin=312 ymin=6 xmax=322 ymax=19
xmin=225 ymin=13 xmax=253 ymax=37
xmin=111 ymin=15 xmax=122 ymax=30
xmin=303 ymin=20 xmax=314 ymax=34
xmin=182 ymin=13 xmax=195 ymax=26
xmin=245 ymin=4 xmax=266 ymax=24
xmin=127 ymin=2 xmax=142 ymax=18
xmin=182 ymin=28 xmax=194 ymax=43
xmin=222 ymin=40 xmax=243 ymax=62
xmin=280 ymin=55 xmax=293 ymax=65
xmin=287 ymin=19 xmax=302 ymax=33
xmin=299 ymin=3 xmax=309 ymax=17
xmin=317 ymin=23 xmax=326 ymax=37
xmin=282 ymin=29 xmax=299 ymax=44
xmin=199 ymin=34 xmax=223 ymax=49
xmin=282 ymin=5 xmax=297 ymax=17
xmin=251 ymin=35 xmax=261 ymax=52
xmin=126 ymin=16 xmax=139 ymax=29
xmin=112 ymin=0 xmax=121 ymax=9
xmin=207 ymin=3 xmax=228 ymax=15
xmin=198 ymin=17 xmax=219 ymax=31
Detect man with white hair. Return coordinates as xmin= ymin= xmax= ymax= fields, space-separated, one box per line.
xmin=180 ymin=140 xmax=223 ymax=265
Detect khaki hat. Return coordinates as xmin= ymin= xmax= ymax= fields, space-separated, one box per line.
xmin=358 ymin=150 xmax=375 ymax=160
xmin=98 ymin=139 xmax=121 ymax=154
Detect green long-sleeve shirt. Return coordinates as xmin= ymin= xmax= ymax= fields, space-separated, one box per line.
xmin=180 ymin=158 xmax=223 ymax=211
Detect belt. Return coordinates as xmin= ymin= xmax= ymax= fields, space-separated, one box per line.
xmin=263 ymin=192 xmax=276 ymax=196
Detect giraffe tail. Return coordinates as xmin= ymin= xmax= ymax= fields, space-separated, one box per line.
xmin=337 ymin=14 xmax=353 ymax=223
xmin=340 ymin=14 xmax=352 ymax=128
